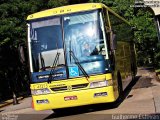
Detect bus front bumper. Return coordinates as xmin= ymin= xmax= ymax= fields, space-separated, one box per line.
xmin=32 ymin=86 xmax=118 ymax=111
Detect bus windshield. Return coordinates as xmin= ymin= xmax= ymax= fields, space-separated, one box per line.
xmin=30 ymin=17 xmax=65 ymax=72
xmin=29 ymin=10 xmax=109 ymax=78
xmin=64 ymin=10 xmax=109 ymax=77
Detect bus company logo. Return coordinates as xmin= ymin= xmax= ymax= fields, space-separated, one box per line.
xmin=49 ymin=84 xmax=65 ymax=88
xmin=67 ymin=86 xmax=72 ymax=91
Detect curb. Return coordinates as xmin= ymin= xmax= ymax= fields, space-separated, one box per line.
xmin=0 ymin=97 xmax=24 ymax=109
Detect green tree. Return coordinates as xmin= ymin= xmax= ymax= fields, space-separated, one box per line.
xmin=90 ymin=0 xmax=159 ymax=67
xmin=0 ymin=0 xmax=53 ymax=99
xmin=130 ymin=8 xmax=158 ymax=66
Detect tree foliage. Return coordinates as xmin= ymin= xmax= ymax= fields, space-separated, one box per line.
xmin=130 ymin=8 xmax=158 ymax=66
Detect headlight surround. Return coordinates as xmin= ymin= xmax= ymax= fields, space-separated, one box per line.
xmin=90 ymin=80 xmax=112 ymax=88
xmin=31 ymin=88 xmax=51 ymax=95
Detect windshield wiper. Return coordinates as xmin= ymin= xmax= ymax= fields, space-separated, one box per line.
xmin=47 ymin=52 xmax=61 ymax=83
xmin=69 ymin=50 xmax=89 ymax=81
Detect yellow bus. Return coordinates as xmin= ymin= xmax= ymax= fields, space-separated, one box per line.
xmin=27 ymin=3 xmax=137 ymax=111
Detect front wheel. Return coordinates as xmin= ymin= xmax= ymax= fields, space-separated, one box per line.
xmin=53 ymin=108 xmax=67 ymax=115
xmin=53 ymin=108 xmax=73 ymax=115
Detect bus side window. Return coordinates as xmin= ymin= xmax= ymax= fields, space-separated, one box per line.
xmin=102 ymin=8 xmax=112 ymax=51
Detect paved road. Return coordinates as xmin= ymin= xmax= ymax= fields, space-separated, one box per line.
xmin=0 ymin=68 xmax=160 ymax=120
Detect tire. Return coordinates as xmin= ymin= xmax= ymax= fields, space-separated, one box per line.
xmin=117 ymin=71 xmax=123 ymax=98
xmin=53 ymin=108 xmax=70 ymax=115
xmin=53 ymin=109 xmax=64 ymax=115
xmin=131 ymin=63 xmax=136 ymax=80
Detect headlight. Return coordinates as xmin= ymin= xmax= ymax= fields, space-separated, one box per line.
xmin=90 ymin=80 xmax=112 ymax=88
xmin=31 ymin=88 xmax=51 ymax=95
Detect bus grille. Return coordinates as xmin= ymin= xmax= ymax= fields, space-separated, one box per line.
xmin=50 ymin=83 xmax=88 ymax=92
xmin=72 ymin=83 xmax=88 ymax=89
xmin=51 ymin=86 xmax=67 ymax=91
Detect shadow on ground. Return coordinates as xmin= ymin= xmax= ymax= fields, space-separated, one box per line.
xmin=44 ymin=76 xmax=144 ymax=119
xmin=0 ymin=110 xmax=4 ymax=112
xmin=132 ymin=76 xmax=154 ymax=89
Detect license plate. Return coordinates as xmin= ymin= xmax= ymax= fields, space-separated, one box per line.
xmin=64 ymin=96 xmax=77 ymax=101
xmin=36 ymin=99 xmax=49 ymax=104
xmin=94 ymin=92 xmax=107 ymax=97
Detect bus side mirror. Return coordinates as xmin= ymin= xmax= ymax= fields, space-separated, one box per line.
xmin=111 ymin=34 xmax=117 ymax=50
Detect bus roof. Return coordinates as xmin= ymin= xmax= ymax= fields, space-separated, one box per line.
xmin=27 ymin=3 xmax=129 ymax=25
xmin=27 ymin=3 xmax=104 ymax=20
